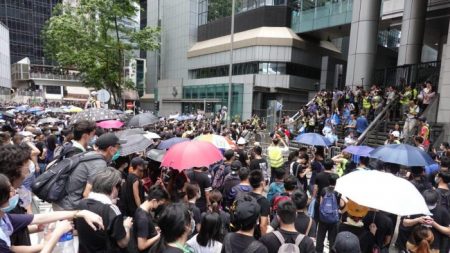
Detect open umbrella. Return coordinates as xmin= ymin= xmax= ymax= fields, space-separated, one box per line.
xmin=161 ymin=141 xmax=223 ymax=171
xmin=144 ymin=132 xmax=161 ymax=139
xmin=15 ymin=105 xmax=28 ymax=112
xmin=335 ymin=170 xmax=430 ymax=216
xmin=71 ymin=108 xmax=118 ymax=123
xmin=116 ymin=128 xmax=146 ymax=138
xmin=37 ymin=117 xmax=61 ymax=126
xmin=96 ymin=120 xmax=124 ymax=129
xmin=0 ymin=111 xmax=15 ymax=118
xmin=342 ymin=145 xmax=374 ymax=157
xmin=27 ymin=107 xmax=44 ymax=114
xmin=67 ymin=106 xmax=83 ymax=113
xmin=157 ymin=137 xmax=190 ymax=150
xmin=119 ymin=134 xmax=153 ymax=156
xmin=146 ymin=149 xmax=166 ymax=162
xmin=128 ymin=113 xmax=159 ymax=128
xmin=294 ymin=133 xmax=332 ymax=146
xmin=369 ymin=144 xmax=435 ymax=167
xmin=194 ymin=134 xmax=235 ymax=150
xmin=45 ymin=108 xmax=66 ymax=114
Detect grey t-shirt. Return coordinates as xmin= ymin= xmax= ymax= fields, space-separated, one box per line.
xmin=56 ymin=152 xmax=107 ymax=210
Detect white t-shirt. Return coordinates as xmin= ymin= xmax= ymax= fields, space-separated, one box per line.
xmin=187 ymin=234 xmax=222 ymax=253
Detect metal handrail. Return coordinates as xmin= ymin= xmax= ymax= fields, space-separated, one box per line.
xmin=356 ymin=95 xmax=398 ymax=145
xmin=290 ymin=95 xmax=317 ymax=121
xmin=420 ymin=93 xmax=439 ymax=123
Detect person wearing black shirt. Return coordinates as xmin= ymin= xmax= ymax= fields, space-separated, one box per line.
xmin=222 ymin=161 xmax=242 ymax=209
xmin=184 ymin=183 xmax=202 ymax=234
xmin=236 ymin=138 xmax=249 ymax=168
xmin=133 ymin=185 xmax=169 ymax=253
xmin=150 ymin=203 xmax=194 ymax=253
xmin=222 ymin=195 xmax=267 ymax=253
xmin=260 ymin=200 xmax=315 ymax=253
xmin=270 ymin=189 xmax=317 ymax=238
xmin=400 ymin=189 xmax=450 ymax=252
xmin=119 ymin=157 xmax=147 ymax=217
xmin=409 ymin=166 xmax=433 ymax=193
xmin=362 ymin=211 xmax=393 ymax=252
xmin=76 ymin=168 xmax=133 ymax=253
xmin=338 ymin=200 xmax=377 ymax=253
xmin=312 ymin=159 xmax=338 ymax=222
xmin=187 ymin=167 xmax=212 ymax=212
xmin=309 ymin=152 xmax=324 ymax=194
xmin=249 ymin=170 xmax=270 ymax=239
xmin=249 ymin=146 xmax=269 ymax=183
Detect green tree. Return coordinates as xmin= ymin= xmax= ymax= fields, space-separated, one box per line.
xmin=42 ymin=0 xmax=160 ymax=104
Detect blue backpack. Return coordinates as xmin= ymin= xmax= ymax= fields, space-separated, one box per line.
xmin=319 ymin=189 xmax=339 ymax=224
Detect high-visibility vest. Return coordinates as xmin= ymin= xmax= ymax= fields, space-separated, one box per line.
xmin=268 ymin=146 xmax=284 ymax=169
xmin=363 ymin=98 xmax=371 ymax=109
xmin=401 ymin=91 xmax=412 ymax=104
xmin=409 ymin=105 xmax=418 ymax=116
xmin=412 ymin=89 xmax=418 ymax=100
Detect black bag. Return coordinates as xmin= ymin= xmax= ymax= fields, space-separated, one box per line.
xmin=32 ymin=152 xmax=103 ymax=202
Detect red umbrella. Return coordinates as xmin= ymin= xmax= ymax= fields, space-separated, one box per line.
xmin=161 ymin=140 xmax=223 ymax=171
xmin=96 ymin=120 xmax=124 ymax=129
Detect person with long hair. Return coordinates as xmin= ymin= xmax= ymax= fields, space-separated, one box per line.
xmin=406 ymin=225 xmax=435 ymax=253
xmin=187 ymin=212 xmax=223 ymax=253
xmin=208 ymin=190 xmax=230 ymax=233
xmin=150 ymin=203 xmax=194 ymax=253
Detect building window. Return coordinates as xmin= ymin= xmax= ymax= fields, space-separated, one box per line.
xmin=45 ymin=85 xmax=61 ymax=95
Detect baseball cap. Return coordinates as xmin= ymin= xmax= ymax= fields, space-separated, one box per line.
xmin=230 ymin=160 xmax=242 ymax=172
xmin=234 ymin=198 xmax=261 ymax=227
xmin=237 ymin=137 xmax=247 ymax=145
xmin=96 ymin=133 xmax=126 ymax=150
xmin=131 ymin=157 xmax=148 ymax=168
xmin=346 ymin=200 xmax=369 ymax=218
xmin=391 ymin=131 xmax=400 ymax=138
xmin=333 ymin=231 xmax=361 ymax=253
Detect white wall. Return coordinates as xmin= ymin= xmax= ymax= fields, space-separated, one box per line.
xmin=0 ymin=24 xmax=11 ymax=89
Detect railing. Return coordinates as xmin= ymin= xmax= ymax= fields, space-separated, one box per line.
xmin=356 ymin=95 xmax=398 ymax=145
xmin=374 ymin=61 xmax=441 ymax=89
xmin=421 ymin=93 xmax=439 ymax=124
xmin=30 ymin=72 xmax=81 ymax=81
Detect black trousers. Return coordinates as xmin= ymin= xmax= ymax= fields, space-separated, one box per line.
xmin=315 ymin=221 xmax=338 ymax=253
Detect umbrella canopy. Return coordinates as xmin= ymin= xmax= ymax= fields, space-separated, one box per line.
xmin=111 ymin=109 xmax=124 ymax=114
xmin=146 ymin=149 xmax=166 ymax=162
xmin=37 ymin=117 xmax=61 ymax=126
xmin=96 ymin=120 xmax=124 ymax=129
xmin=116 ymin=128 xmax=146 ymax=138
xmin=161 ymin=141 xmax=223 ymax=171
xmin=157 ymin=137 xmax=190 ymax=150
xmin=45 ymin=108 xmax=66 ymax=114
xmin=125 ymin=110 xmax=134 ymax=114
xmin=128 ymin=113 xmax=159 ymax=128
xmin=369 ymin=144 xmax=435 ymax=167
xmin=294 ymin=133 xmax=332 ymax=146
xmin=15 ymin=105 xmax=28 ymax=112
xmin=71 ymin=108 xmax=118 ymax=123
xmin=194 ymin=134 xmax=235 ymax=150
xmin=27 ymin=107 xmax=44 ymax=113
xmin=119 ymin=134 xmax=153 ymax=156
xmin=0 ymin=111 xmax=15 ymax=118
xmin=144 ymin=132 xmax=161 ymax=139
xmin=67 ymin=106 xmax=83 ymax=113
xmin=342 ymin=145 xmax=374 ymax=157
xmin=335 ymin=170 xmax=430 ymax=216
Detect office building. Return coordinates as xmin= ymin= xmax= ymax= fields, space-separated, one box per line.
xmin=0 ymin=21 xmax=11 ymax=99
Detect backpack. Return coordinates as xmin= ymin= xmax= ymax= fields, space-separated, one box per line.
xmin=436 ymin=188 xmax=450 ymax=211
xmin=319 ymin=189 xmax=339 ymax=224
xmin=211 ymin=163 xmax=230 ymax=191
xmin=272 ymin=231 xmax=305 ymax=253
xmin=32 ymin=152 xmax=104 ymax=203
xmin=267 ymin=182 xmax=285 ymax=204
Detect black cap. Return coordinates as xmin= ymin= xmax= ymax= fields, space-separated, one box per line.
xmin=131 ymin=157 xmax=148 ymax=168
xmin=96 ymin=133 xmax=126 ymax=150
xmin=230 ymin=160 xmax=242 ymax=171
xmin=234 ymin=198 xmax=260 ymax=227
xmin=333 ymin=231 xmax=361 ymax=253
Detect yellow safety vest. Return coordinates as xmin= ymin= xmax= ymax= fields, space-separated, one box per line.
xmin=268 ymin=146 xmax=284 ymax=169
xmin=363 ymin=98 xmax=371 ymax=109
xmin=401 ymin=91 xmax=412 ymax=104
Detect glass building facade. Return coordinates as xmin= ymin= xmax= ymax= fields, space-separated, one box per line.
xmin=0 ymin=0 xmax=60 ymax=64
xmin=182 ymin=84 xmax=243 ymax=118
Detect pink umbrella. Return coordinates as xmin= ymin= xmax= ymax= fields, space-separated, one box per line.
xmin=161 ymin=140 xmax=223 ymax=171
xmin=96 ymin=120 xmax=124 ymax=129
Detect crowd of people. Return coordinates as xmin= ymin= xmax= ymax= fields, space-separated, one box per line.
xmin=0 ymin=80 xmax=444 ymax=253
xmin=286 ymin=81 xmax=436 ymax=148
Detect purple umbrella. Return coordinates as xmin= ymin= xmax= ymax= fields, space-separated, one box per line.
xmin=157 ymin=137 xmax=190 ymax=150
xmin=342 ymin=145 xmax=374 ymax=157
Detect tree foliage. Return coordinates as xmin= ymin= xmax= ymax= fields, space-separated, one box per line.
xmin=43 ymin=0 xmax=160 ymax=104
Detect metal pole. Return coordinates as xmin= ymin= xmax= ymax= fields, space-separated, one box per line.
xmin=227 ymin=0 xmax=236 ymax=128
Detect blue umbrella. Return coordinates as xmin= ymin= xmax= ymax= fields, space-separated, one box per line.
xmin=157 ymin=137 xmax=190 ymax=150
xmin=369 ymin=144 xmax=435 ymax=167
xmin=15 ymin=106 xmax=28 ymax=112
xmin=294 ymin=133 xmax=332 ymax=147
xmin=27 ymin=107 xmax=44 ymax=114
xmin=343 ymin=145 xmax=374 ymax=157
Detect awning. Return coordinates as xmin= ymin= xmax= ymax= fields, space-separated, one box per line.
xmin=188 ymin=27 xmax=305 ymax=58
xmin=63 ymin=97 xmax=88 ymax=101
xmin=140 ymin=93 xmax=155 ymax=100
xmin=66 ymin=86 xmax=91 ymax=96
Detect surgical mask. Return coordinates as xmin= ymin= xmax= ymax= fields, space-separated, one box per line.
xmin=112 ymin=150 xmax=121 ymax=161
xmin=1 ymin=194 xmax=19 ymax=213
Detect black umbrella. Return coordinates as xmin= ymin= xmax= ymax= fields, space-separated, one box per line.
xmin=119 ymin=134 xmax=153 ymax=156
xmin=37 ymin=117 xmax=61 ymax=126
xmin=115 ymin=128 xmax=146 ymax=138
xmin=71 ymin=108 xmax=118 ymax=123
xmin=128 ymin=113 xmax=159 ymax=128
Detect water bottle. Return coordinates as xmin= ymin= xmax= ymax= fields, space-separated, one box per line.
xmin=52 ymin=232 xmax=75 ymax=253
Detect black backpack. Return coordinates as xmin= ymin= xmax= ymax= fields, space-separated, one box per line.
xmin=32 ymin=152 xmax=104 ymax=202
xmin=436 ymin=188 xmax=450 ymax=211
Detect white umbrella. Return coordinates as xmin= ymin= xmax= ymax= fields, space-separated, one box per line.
xmin=335 ymin=170 xmax=430 ymax=216
xmin=144 ymin=131 xmax=161 ymax=139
